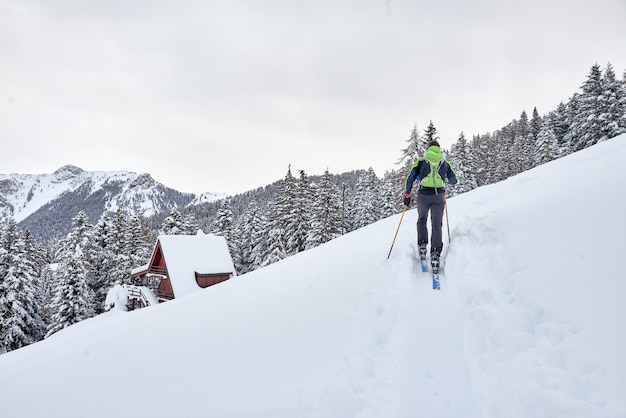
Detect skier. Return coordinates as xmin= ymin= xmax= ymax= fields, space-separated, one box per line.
xmin=403 ymin=140 xmax=457 ymax=272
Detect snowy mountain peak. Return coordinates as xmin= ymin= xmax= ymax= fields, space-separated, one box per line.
xmin=52 ymin=164 xmax=85 ymax=181
xmin=128 ymin=172 xmax=156 ymax=189
xmin=0 ymin=166 xmax=226 ymax=241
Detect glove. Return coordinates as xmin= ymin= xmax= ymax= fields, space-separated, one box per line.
xmin=403 ymin=193 xmax=411 ymax=207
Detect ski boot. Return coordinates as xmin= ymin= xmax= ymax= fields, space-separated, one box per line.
xmin=431 ymin=252 xmax=441 ymax=274
xmin=419 ymin=244 xmax=428 ymax=272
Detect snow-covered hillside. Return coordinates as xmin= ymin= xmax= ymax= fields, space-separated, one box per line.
xmin=1 ymin=135 xmax=625 ymax=418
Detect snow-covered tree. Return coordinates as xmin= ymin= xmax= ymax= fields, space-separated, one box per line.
xmin=471 ymin=133 xmax=495 ymax=186
xmin=233 ymin=199 xmax=264 ymax=274
xmin=58 ymin=211 xmax=94 ymax=261
xmin=0 ymin=220 xmax=45 ymax=352
xmin=54 ymin=212 xmax=98 ymax=291
xmin=45 ymin=243 xmax=95 ymax=338
xmin=397 ymin=123 xmax=426 ymax=167
xmin=261 ymin=226 xmax=287 ymax=267
xmin=550 ymin=102 xmax=571 ymax=156
xmin=423 ymin=120 xmax=440 ymax=145
xmin=351 ymin=168 xmax=381 ymax=230
xmin=212 ymin=198 xmax=234 ymax=256
xmin=275 ymin=167 xmax=299 ymax=256
xmin=306 ymin=170 xmax=343 ymax=249
xmin=530 ymin=107 xmax=543 ymax=144
xmin=261 ymin=199 xmax=287 ymax=266
xmin=46 ymin=212 xmax=97 ymax=336
xmin=286 ymin=170 xmax=313 ymax=255
xmin=566 ymin=63 xmax=605 ymax=151
xmin=515 ymin=110 xmax=533 ymax=172
xmin=126 ymin=214 xmax=153 ymax=266
xmin=534 ymin=122 xmax=560 ymax=166
xmin=251 ymin=212 xmax=269 ymax=271
xmin=379 ymin=178 xmax=399 ymax=218
xmin=448 ymin=132 xmax=477 ymax=195
xmin=599 ymin=63 xmax=626 ymax=140
xmin=106 ymin=209 xmax=133 ymax=286
xmin=159 ymin=209 xmax=185 ymax=235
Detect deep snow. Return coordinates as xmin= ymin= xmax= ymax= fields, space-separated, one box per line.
xmin=1 ymin=135 xmax=625 ymax=418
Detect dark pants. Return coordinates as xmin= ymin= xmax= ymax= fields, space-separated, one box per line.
xmin=416 ymin=193 xmax=445 ymax=254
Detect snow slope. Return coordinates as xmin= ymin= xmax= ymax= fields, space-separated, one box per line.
xmin=1 ymin=135 xmax=625 ymax=418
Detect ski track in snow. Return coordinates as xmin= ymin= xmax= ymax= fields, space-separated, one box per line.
xmin=447 ymin=216 xmax=608 ymax=417
xmin=344 ymin=210 xmax=481 ymax=418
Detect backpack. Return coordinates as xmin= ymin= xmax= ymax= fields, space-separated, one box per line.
xmin=420 ymin=146 xmax=444 ymax=189
xmin=424 ymin=160 xmax=444 ymax=189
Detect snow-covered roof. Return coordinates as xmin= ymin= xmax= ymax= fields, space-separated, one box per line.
xmin=131 ymin=263 xmax=149 ymax=276
xmin=158 ymin=233 xmax=236 ymax=298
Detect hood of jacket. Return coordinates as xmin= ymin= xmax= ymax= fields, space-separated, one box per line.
xmin=425 ymin=145 xmax=443 ymax=164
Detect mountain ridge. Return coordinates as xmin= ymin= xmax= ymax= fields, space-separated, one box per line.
xmin=0 ymin=164 xmax=227 ymax=242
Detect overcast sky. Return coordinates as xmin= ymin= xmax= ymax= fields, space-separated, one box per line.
xmin=1 ymin=0 xmax=625 ymax=195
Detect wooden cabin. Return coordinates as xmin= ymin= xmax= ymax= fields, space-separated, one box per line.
xmin=131 ymin=232 xmax=236 ymax=304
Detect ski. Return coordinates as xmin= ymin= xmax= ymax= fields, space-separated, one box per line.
xmin=418 ymin=246 xmax=441 ymax=290
xmin=432 ymin=272 xmax=440 ymax=290
xmin=431 ymin=254 xmax=441 ymax=290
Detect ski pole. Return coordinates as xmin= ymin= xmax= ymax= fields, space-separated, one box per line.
xmin=444 ymin=193 xmax=450 ymax=244
xmin=386 ymin=205 xmax=407 ymax=259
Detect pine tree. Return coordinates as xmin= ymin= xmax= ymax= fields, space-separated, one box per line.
xmin=599 ymin=63 xmax=626 ymax=140
xmin=261 ymin=198 xmax=287 ymax=266
xmin=341 ymin=183 xmax=355 ymax=233
xmin=448 ymin=132 xmax=477 ymax=195
xmin=512 ymin=112 xmax=532 ymax=173
xmin=46 ymin=212 xmax=96 ymax=336
xmin=534 ymin=118 xmax=560 ymax=166
xmin=494 ymin=131 xmax=514 ymax=182
xmin=108 ymin=209 xmax=133 ymax=286
xmin=233 ymin=199 xmax=264 ymax=274
xmin=159 ymin=209 xmax=185 ymax=235
xmin=398 ymin=123 xmax=426 ymax=166
xmin=551 ymin=102 xmax=571 ymax=156
xmin=530 ymin=107 xmax=543 ymax=144
xmin=351 ymin=168 xmax=381 ymax=229
xmin=389 ymin=123 xmax=427 ymax=211
xmin=276 ymin=167 xmax=299 ymax=256
xmin=126 ymin=214 xmax=152 ymax=268
xmin=423 ymin=120 xmax=440 ymax=145
xmin=212 ymin=198 xmax=234 ymax=255
xmin=471 ymin=133 xmax=495 ymax=186
xmin=251 ymin=212 xmax=268 ymax=271
xmin=60 ymin=212 xmax=94 ymax=259
xmin=306 ymin=170 xmax=342 ymax=249
xmin=261 ymin=227 xmax=287 ymax=267
xmin=0 ymin=220 xmax=45 ymax=352
xmin=91 ymin=213 xmax=114 ymax=311
xmin=568 ymin=63 xmax=605 ymax=151
xmin=379 ymin=179 xmax=398 ymax=218
xmin=45 ymin=243 xmax=95 ymax=338
xmin=286 ymin=170 xmax=313 ymax=254
xmin=182 ymin=212 xmax=199 ymax=235
xmin=55 ymin=211 xmax=99 ymax=294
xmin=562 ymin=93 xmax=582 ymax=155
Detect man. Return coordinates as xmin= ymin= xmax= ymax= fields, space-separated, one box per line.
xmin=403 ymin=140 xmax=458 ymax=272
